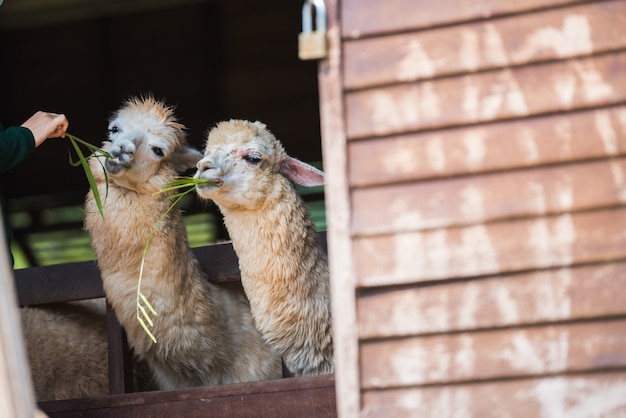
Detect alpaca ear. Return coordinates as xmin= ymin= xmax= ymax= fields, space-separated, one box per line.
xmin=279 ymin=156 xmax=324 ymax=187
xmin=171 ymin=145 xmax=203 ymax=173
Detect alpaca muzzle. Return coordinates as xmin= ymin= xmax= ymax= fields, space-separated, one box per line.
xmin=105 ymin=156 xmax=131 ymax=174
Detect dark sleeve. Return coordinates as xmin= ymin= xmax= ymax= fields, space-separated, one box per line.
xmin=0 ymin=126 xmax=36 ymax=173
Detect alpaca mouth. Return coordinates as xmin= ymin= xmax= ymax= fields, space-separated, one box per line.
xmin=196 ymin=178 xmax=223 ymax=198
xmin=198 ymin=178 xmax=223 ymax=189
xmin=105 ymin=159 xmax=131 ymax=174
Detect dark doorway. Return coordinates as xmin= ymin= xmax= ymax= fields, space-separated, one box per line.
xmin=0 ymin=0 xmax=323 ymax=267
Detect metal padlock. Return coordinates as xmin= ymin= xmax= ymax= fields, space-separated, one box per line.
xmin=298 ymin=0 xmax=327 ymax=60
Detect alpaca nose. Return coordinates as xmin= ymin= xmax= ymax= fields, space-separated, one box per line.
xmin=196 ymin=157 xmax=213 ymax=173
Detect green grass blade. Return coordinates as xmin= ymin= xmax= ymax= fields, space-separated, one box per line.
xmin=67 ymin=134 xmax=113 ymax=158
xmin=154 ymin=177 xmax=211 ymax=196
xmin=154 ymin=185 xmax=189 ymax=195
xmin=66 ymin=133 xmax=109 ymax=220
xmin=165 ymin=191 xmax=189 ymax=201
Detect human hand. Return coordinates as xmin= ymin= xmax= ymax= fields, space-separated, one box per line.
xmin=21 ymin=111 xmax=69 ymax=147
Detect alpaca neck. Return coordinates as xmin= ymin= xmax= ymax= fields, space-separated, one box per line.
xmin=219 ymin=179 xmax=320 ymax=287
xmin=87 ymin=185 xmax=211 ymax=345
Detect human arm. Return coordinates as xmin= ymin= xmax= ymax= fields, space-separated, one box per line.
xmin=20 ymin=111 xmax=69 ymax=147
xmin=0 ymin=111 xmax=69 ymax=173
xmin=0 ymin=126 xmax=35 ymax=174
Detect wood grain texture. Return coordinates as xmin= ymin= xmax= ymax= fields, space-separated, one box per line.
xmin=357 ymin=262 xmax=626 ymax=339
xmin=348 ymin=105 xmax=626 ymax=187
xmin=41 ymin=375 xmax=336 ymax=418
xmin=14 ymin=233 xmax=327 ymax=306
xmin=0 ymin=222 xmax=37 ymax=418
xmin=353 ymin=207 xmax=626 ymax=287
xmin=106 ymin=305 xmax=132 ymax=395
xmin=360 ymin=373 xmax=626 ymax=417
xmin=346 ymin=51 xmax=626 ymax=139
xmin=317 ymin=0 xmax=361 ymax=416
xmin=351 ymin=157 xmax=626 ymax=235
xmin=341 ymin=0 xmax=583 ymax=38
xmin=344 ymin=0 xmax=626 ymax=89
xmin=360 ymin=320 xmax=626 ymax=388
xmin=13 ymin=245 xmax=238 ymax=306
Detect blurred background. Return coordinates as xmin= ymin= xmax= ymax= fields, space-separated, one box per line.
xmin=0 ymin=0 xmax=325 ymax=268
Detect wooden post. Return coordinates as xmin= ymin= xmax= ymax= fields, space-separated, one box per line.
xmin=0 ymin=216 xmax=40 ymax=418
xmin=318 ymin=0 xmax=361 ymax=416
xmin=106 ymin=303 xmax=134 ymax=395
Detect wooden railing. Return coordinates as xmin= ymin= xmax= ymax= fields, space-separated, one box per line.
xmin=13 ymin=233 xmax=336 ymax=417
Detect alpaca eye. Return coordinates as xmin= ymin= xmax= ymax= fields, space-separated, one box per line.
xmin=243 ymin=154 xmax=262 ymax=165
xmin=152 ymin=146 xmax=164 ymax=157
xmin=109 ymin=126 xmax=119 ymax=134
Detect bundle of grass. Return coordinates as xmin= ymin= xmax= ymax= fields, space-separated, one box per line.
xmin=66 ymin=133 xmax=111 ymax=219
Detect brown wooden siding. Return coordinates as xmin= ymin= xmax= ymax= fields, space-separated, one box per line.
xmin=345 ymin=51 xmax=626 ymax=139
xmin=361 ymin=319 xmax=626 ymax=388
xmin=353 ymin=207 xmax=626 ymax=286
xmin=352 ymin=158 xmax=626 ymax=234
xmin=348 ymin=105 xmax=626 ymax=187
xmin=343 ymin=0 xmax=626 ymax=88
xmin=360 ymin=373 xmax=626 ymax=417
xmin=325 ymin=0 xmax=626 ymax=415
xmin=342 ymin=0 xmax=586 ymax=37
xmin=357 ymin=262 xmax=626 ymax=338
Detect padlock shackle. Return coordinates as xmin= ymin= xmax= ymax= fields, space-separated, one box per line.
xmin=302 ymin=0 xmax=326 ymax=33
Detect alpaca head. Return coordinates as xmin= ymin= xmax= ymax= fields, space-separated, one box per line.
xmin=101 ymin=96 xmax=202 ymax=192
xmin=194 ymin=119 xmax=324 ymax=210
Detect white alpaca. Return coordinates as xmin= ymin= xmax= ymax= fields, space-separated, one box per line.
xmin=194 ymin=119 xmax=333 ymax=376
xmin=84 ymin=98 xmax=282 ymax=389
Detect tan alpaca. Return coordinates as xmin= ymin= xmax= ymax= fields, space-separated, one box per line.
xmin=20 ymin=299 xmax=109 ymax=401
xmin=84 ymin=98 xmax=282 ymax=389
xmin=194 ymin=120 xmax=333 ymax=376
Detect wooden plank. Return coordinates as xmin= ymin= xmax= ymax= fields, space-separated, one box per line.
xmin=106 ymin=304 xmax=133 ymax=395
xmin=346 ymin=51 xmax=626 ymax=139
xmin=342 ymin=0 xmax=583 ymax=38
xmin=317 ymin=0 xmax=361 ymax=416
xmin=40 ymin=375 xmax=336 ymax=418
xmin=193 ymin=241 xmax=243 ymax=283
xmin=195 ymin=232 xmax=326 ymax=283
xmin=13 ymin=244 xmax=241 ymax=306
xmin=361 ymin=372 xmax=626 ymax=417
xmin=14 ymin=260 xmax=104 ymax=306
xmin=348 ymin=105 xmax=626 ymax=187
xmin=0 ymin=220 xmax=38 ymax=418
xmin=358 ymin=262 xmax=626 ymax=339
xmin=344 ymin=0 xmax=626 ymax=89
xmin=353 ymin=207 xmax=626 ymax=287
xmin=352 ymin=158 xmax=626 ymax=235
xmin=12 ymin=235 xmax=310 ymax=306
xmin=360 ymin=319 xmax=626 ymax=388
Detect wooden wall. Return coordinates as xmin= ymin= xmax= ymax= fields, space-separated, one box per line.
xmin=321 ymin=0 xmax=626 ymax=416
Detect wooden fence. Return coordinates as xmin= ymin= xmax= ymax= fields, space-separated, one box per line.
xmin=14 ymin=234 xmax=337 ymax=417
